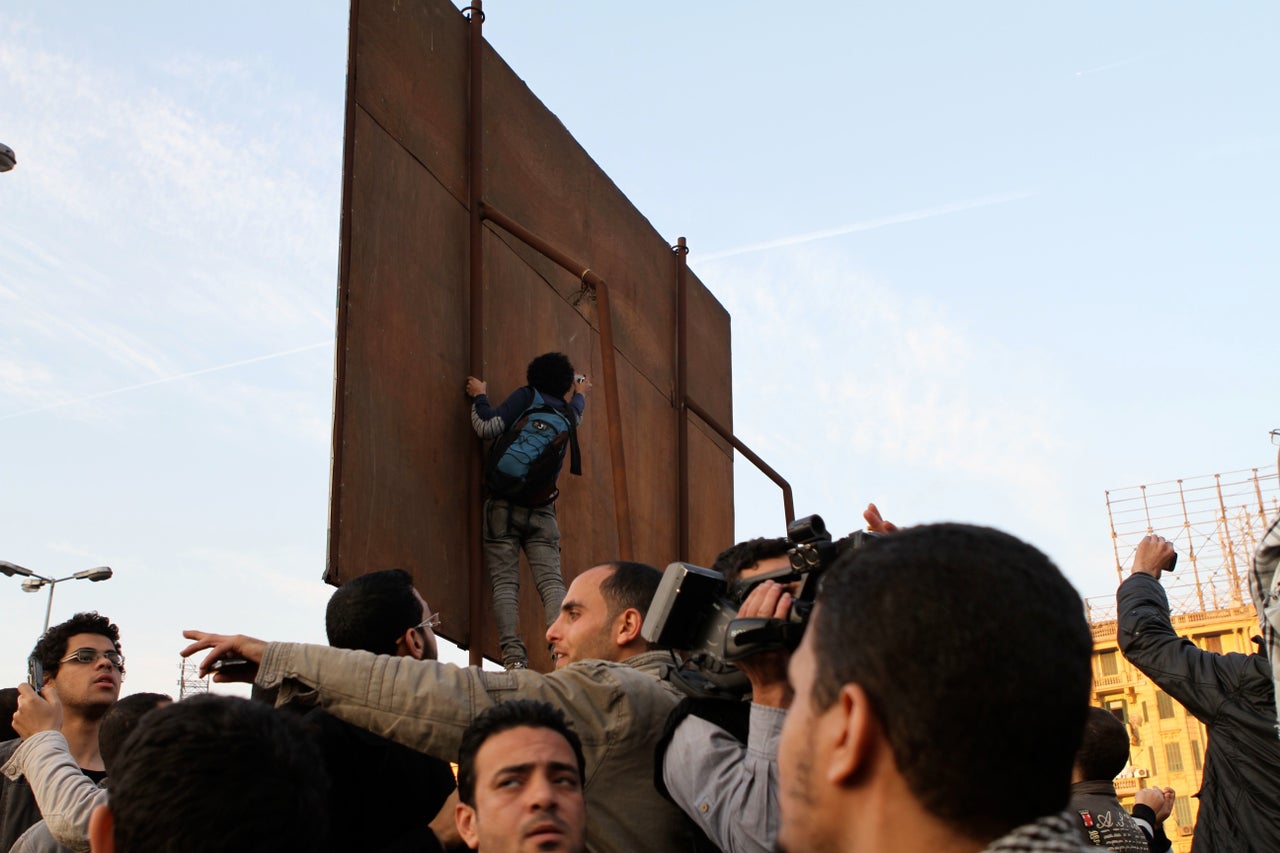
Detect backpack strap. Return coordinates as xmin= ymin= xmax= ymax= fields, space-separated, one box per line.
xmin=565 ymin=408 xmax=582 ymax=476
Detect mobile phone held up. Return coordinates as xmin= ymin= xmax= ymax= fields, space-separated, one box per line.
xmin=27 ymin=655 xmax=43 ymax=690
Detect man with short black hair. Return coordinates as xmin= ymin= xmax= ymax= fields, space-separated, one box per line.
xmin=465 ymin=352 xmax=589 ymax=670
xmin=184 ymin=560 xmax=714 ymax=853
xmin=1 ymin=613 xmax=123 ymax=851
xmin=1069 ymin=707 xmax=1173 ymax=852
xmin=711 ymin=536 xmax=792 ymax=587
xmin=777 ymin=523 xmax=1096 ymax=852
xmin=87 ymin=694 xmax=328 ymax=853
xmin=454 ymin=700 xmax=586 ymax=853
xmin=307 ymin=568 xmax=457 ymax=853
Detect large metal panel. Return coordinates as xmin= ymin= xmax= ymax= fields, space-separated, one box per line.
xmin=330 ymin=0 xmax=735 ymax=668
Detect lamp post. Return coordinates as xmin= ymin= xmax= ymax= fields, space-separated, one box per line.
xmin=0 ymin=143 xmax=14 ymax=172
xmin=1 ymin=561 xmax=113 ymax=632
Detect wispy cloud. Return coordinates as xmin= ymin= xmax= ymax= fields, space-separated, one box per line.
xmin=713 ymin=244 xmax=1068 ymax=538
xmin=1074 ymin=55 xmax=1145 ymax=78
xmin=0 ymin=342 xmax=331 ymax=422
xmin=0 ymin=19 xmax=342 ymax=421
xmin=696 ymin=191 xmax=1035 ymax=262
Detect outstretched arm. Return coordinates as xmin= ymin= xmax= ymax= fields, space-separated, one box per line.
xmin=1118 ymin=540 xmax=1247 ymax=723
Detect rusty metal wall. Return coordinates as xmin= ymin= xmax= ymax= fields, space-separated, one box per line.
xmin=328 ymin=0 xmax=734 ymax=668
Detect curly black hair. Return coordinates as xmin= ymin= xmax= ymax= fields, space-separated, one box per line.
xmin=526 ymin=352 xmax=575 ymax=398
xmin=31 ymin=611 xmax=122 ymax=680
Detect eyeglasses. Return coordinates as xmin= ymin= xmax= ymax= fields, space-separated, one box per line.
xmin=60 ymin=648 xmax=125 ymax=669
xmin=415 ymin=612 xmax=442 ymax=632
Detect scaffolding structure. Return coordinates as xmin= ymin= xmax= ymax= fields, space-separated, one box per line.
xmin=177 ymin=657 xmax=209 ymax=699
xmin=1087 ymin=466 xmax=1280 ymax=622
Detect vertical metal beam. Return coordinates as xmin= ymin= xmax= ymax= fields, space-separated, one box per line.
xmin=1105 ymin=490 xmax=1123 ymax=583
xmin=324 ymin=0 xmax=363 ymax=586
xmin=674 ymin=237 xmax=690 ymax=560
xmin=1214 ymin=474 xmax=1244 ymax=606
xmin=581 ymin=276 xmax=634 ymax=560
xmin=1176 ymin=479 xmax=1206 ymax=612
xmin=465 ymin=0 xmax=485 ymax=666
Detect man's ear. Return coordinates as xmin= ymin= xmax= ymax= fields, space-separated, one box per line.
xmin=455 ymin=802 xmax=481 ymax=851
xmin=88 ymin=803 xmax=115 ymax=853
xmin=825 ymin=683 xmax=880 ymax=786
xmin=614 ymin=608 xmax=643 ymax=647
xmin=398 ymin=626 xmax=426 ymax=661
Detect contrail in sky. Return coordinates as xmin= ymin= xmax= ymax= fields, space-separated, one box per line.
xmin=0 ymin=341 xmax=331 ymax=422
xmin=696 ymin=190 xmax=1035 ymax=262
xmin=1074 ymin=56 xmax=1144 ymax=77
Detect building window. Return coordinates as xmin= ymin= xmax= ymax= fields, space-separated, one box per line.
xmin=1141 ymin=701 xmax=1149 ymax=724
xmin=1106 ymin=698 xmax=1128 ymax=725
xmin=1202 ymin=634 xmax=1223 ymax=654
xmin=1148 ymin=746 xmax=1158 ymax=774
xmin=1174 ymin=796 xmax=1193 ymax=827
xmin=1191 ymin=740 xmax=1202 ymax=771
xmin=1099 ymin=650 xmax=1119 ymax=676
xmin=1165 ymin=742 xmax=1184 ymax=772
xmin=1156 ymin=691 xmax=1175 ymax=719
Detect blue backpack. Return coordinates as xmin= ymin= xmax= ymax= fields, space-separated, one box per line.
xmin=485 ymin=389 xmax=582 ymax=506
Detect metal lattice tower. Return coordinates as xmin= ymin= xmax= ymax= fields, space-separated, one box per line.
xmin=178 ymin=657 xmax=209 ymax=699
xmin=1087 ymin=466 xmax=1280 ymax=622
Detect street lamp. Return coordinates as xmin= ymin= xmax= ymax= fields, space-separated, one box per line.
xmin=0 ymin=143 xmax=14 ymax=172
xmin=3 ymin=561 xmax=114 ymax=632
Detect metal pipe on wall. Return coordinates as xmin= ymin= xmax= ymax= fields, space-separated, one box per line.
xmin=674 ymin=238 xmax=690 ymax=560
xmin=685 ymin=397 xmax=795 ymax=525
xmin=465 ymin=0 xmax=485 ymax=665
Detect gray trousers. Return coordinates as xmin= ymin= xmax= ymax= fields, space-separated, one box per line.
xmin=482 ymin=498 xmax=567 ymax=665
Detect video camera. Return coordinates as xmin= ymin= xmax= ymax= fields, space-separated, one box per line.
xmin=642 ymin=514 xmax=881 ymax=673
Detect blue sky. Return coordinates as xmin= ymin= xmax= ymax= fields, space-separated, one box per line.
xmin=2 ymin=2 xmax=1277 ymax=695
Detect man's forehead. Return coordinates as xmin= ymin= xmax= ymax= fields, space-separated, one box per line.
xmin=477 ymin=725 xmax=578 ymax=774
xmin=741 ymin=554 xmax=791 ymax=578
xmin=65 ymin=632 xmax=117 ymax=651
xmin=564 ymin=565 xmax=611 ymax=602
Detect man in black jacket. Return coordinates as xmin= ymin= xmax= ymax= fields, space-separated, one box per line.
xmin=1117 ymin=534 xmax=1280 ymax=852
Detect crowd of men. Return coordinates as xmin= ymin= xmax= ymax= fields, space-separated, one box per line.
xmin=4 ymin=490 xmax=1280 ymax=850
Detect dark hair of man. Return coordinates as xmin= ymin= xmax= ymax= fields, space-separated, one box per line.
xmin=599 ymin=561 xmax=662 ymax=621
xmin=0 ymin=687 xmax=18 ymax=740
xmin=812 ymin=522 xmax=1092 ymax=842
xmin=456 ymin=700 xmax=586 ymax=807
xmin=712 ymin=537 xmax=791 ymax=584
xmin=108 ymin=694 xmax=329 ymax=852
xmin=32 ymin=612 xmax=122 ymax=680
xmin=526 ymin=352 xmax=575 ymax=398
xmin=1075 ymin=707 xmax=1132 ymax=782
xmin=325 ymin=568 xmax=420 ymax=655
xmin=98 ymin=693 xmax=171 ymax=773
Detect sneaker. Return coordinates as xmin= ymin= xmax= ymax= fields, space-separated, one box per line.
xmin=504 ymin=661 xmax=528 ymax=671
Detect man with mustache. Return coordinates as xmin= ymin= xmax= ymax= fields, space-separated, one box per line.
xmin=455 ymin=700 xmax=586 ymax=853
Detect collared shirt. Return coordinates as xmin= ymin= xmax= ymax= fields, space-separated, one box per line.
xmin=661 ymin=702 xmax=783 ymax=853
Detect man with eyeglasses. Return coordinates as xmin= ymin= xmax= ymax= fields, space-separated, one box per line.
xmin=0 ymin=612 xmax=123 ymax=851
xmin=305 ymin=568 xmax=459 ymax=853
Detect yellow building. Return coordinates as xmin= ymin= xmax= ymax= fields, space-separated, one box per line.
xmin=1086 ymin=599 xmax=1259 ymax=853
